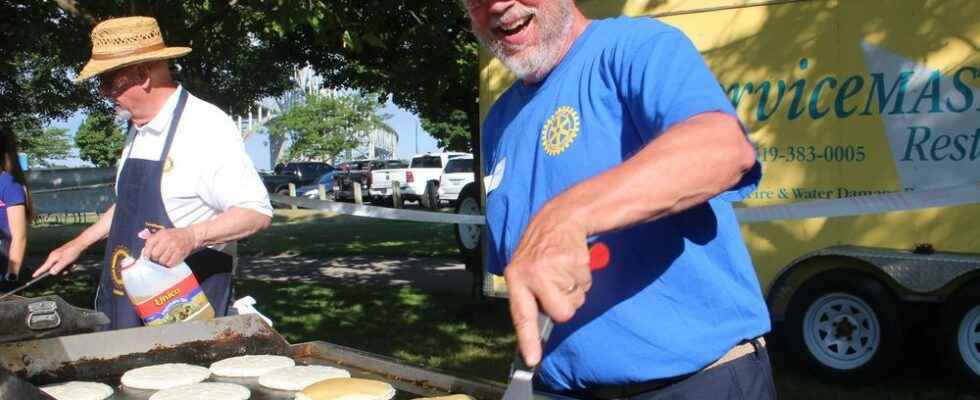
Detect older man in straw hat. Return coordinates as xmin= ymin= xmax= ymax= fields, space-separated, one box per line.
xmin=34 ymin=16 xmax=273 ymax=330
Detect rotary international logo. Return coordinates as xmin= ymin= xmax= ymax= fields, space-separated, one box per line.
xmin=541 ymin=106 xmax=580 ymax=156
xmin=110 ymin=246 xmax=131 ymax=295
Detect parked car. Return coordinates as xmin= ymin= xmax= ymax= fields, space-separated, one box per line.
xmin=369 ymin=152 xmax=469 ymax=208
xmin=333 ymin=159 xmax=408 ymax=202
xmin=297 ymin=170 xmax=336 ymax=199
xmin=261 ymin=161 xmax=333 ymax=195
xmin=436 ymin=155 xmax=475 ymax=207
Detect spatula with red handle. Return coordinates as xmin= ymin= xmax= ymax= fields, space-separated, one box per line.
xmin=501 ymin=242 xmax=611 ymax=400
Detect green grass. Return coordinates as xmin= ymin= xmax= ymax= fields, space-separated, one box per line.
xmin=27 ymin=210 xmax=458 ymax=259
xmin=20 ymin=278 xmax=974 ymax=399
xmin=236 ymin=280 xmax=514 ymax=380
xmin=239 ymin=210 xmax=458 ymax=258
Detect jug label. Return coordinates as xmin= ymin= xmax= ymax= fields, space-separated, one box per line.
xmin=134 ymin=274 xmax=210 ymax=326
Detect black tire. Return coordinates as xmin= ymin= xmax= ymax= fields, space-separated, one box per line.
xmin=454 ymin=182 xmax=482 ymax=264
xmin=454 ymin=182 xmax=485 ymax=299
xmin=941 ymin=280 xmax=980 ymax=387
xmin=421 ymin=181 xmax=439 ymax=210
xmin=784 ymin=270 xmax=903 ymax=381
xmin=273 ymin=188 xmax=291 ymax=209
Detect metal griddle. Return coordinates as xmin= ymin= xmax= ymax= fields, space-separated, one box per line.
xmin=0 ymin=314 xmax=519 ymax=400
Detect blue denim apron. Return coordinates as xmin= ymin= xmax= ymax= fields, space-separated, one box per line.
xmin=96 ymin=89 xmax=234 ymax=330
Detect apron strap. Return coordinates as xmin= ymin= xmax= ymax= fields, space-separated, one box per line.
xmin=158 ymin=88 xmax=188 ymax=162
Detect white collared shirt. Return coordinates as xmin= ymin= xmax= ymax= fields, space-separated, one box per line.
xmin=117 ymin=86 xmax=273 ymax=252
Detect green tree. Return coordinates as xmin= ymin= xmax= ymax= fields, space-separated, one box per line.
xmin=6 ymin=1 xmax=479 ymax=152
xmin=266 ymin=92 xmax=391 ymax=162
xmin=75 ymin=111 xmax=126 ymax=167
xmin=289 ymin=1 xmax=478 ymax=151
xmin=12 ymin=119 xmax=73 ymax=167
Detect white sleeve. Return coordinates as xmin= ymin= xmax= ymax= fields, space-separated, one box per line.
xmin=197 ymin=117 xmax=273 ymax=217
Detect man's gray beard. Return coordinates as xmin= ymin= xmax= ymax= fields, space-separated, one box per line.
xmin=476 ymin=0 xmax=574 ymax=82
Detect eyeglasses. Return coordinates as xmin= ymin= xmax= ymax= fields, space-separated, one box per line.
xmin=96 ymin=67 xmax=139 ymax=97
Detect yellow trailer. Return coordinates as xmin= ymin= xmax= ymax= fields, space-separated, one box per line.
xmin=454 ymin=0 xmax=980 ymax=385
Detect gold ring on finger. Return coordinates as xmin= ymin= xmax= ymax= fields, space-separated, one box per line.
xmin=564 ymin=283 xmax=578 ymax=294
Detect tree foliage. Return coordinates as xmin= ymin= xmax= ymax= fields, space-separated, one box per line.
xmin=4 ymin=0 xmax=479 ymax=155
xmin=0 ymin=1 xmax=100 ymax=127
xmin=266 ymin=92 xmax=391 ymax=163
xmin=75 ymin=110 xmax=126 ymax=167
xmin=12 ymin=120 xmax=73 ymax=167
xmin=292 ymin=1 xmax=479 ymax=151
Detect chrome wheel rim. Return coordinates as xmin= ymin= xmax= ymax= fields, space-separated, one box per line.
xmin=958 ymin=304 xmax=980 ymax=376
xmin=456 ymin=196 xmax=481 ymax=250
xmin=803 ymin=293 xmax=880 ymax=370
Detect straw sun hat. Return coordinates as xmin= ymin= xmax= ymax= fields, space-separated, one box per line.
xmin=75 ymin=16 xmax=190 ymax=83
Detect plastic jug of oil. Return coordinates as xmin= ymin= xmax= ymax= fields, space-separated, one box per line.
xmin=120 ymin=256 xmax=214 ymax=326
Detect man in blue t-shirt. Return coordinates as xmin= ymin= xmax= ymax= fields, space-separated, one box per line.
xmin=464 ymin=0 xmax=775 ymax=398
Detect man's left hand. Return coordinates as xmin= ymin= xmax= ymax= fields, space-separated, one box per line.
xmin=142 ymin=227 xmax=198 ymax=267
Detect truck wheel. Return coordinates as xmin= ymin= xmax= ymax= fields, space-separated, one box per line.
xmin=455 ymin=182 xmax=481 ymax=265
xmin=941 ymin=280 xmax=980 ymax=386
xmin=785 ymin=271 xmax=902 ymax=380
xmin=421 ymin=181 xmax=439 ymax=210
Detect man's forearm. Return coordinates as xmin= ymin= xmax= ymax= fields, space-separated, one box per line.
xmin=544 ymin=112 xmax=756 ymax=236
xmin=189 ymin=207 xmax=271 ymax=248
xmin=70 ymin=205 xmax=115 ymax=250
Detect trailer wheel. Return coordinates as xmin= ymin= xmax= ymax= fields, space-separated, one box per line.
xmin=941 ymin=281 xmax=980 ymax=386
xmin=785 ymin=271 xmax=902 ymax=380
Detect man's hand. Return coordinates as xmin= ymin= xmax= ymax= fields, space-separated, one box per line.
xmin=142 ymin=227 xmax=199 ymax=267
xmin=504 ymin=205 xmax=592 ymax=368
xmin=34 ymin=242 xmax=85 ymax=277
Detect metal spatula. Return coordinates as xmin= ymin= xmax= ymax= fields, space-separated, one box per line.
xmin=0 ymin=272 xmax=49 ymax=302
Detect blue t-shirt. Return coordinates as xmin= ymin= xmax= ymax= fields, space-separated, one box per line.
xmin=0 ymin=172 xmax=26 ymax=242
xmin=482 ymin=17 xmax=770 ymax=391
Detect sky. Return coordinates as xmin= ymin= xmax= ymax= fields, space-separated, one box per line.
xmin=43 ymin=98 xmax=442 ymax=171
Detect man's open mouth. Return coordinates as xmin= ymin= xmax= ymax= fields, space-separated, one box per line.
xmin=494 ymin=14 xmax=533 ymax=38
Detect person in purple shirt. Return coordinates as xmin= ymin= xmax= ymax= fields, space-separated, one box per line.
xmin=0 ymin=129 xmax=32 ymax=287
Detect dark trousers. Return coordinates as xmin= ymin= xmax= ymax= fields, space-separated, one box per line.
xmin=561 ymin=341 xmax=777 ymax=400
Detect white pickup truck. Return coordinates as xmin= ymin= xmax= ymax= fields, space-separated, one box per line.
xmin=369 ymin=152 xmax=469 ymax=207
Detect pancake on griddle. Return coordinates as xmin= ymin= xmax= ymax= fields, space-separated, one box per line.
xmin=120 ymin=363 xmax=210 ymax=390
xmin=39 ymin=381 xmax=114 ymax=400
xmin=210 ymin=355 xmax=295 ymax=377
xmin=294 ymin=378 xmax=396 ymax=400
xmin=258 ymin=365 xmax=351 ymax=391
